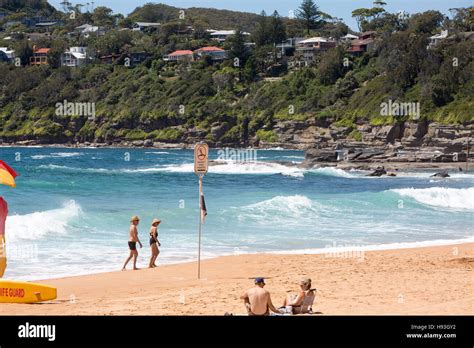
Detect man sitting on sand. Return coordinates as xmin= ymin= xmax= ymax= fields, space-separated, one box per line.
xmin=240 ymin=278 xmax=280 ymax=316
xmin=122 ymin=215 xmax=143 ymax=271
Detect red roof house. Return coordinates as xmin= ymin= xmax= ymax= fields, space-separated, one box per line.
xmin=30 ymin=48 xmax=50 ymax=65
xmin=164 ymin=50 xmax=194 ymax=62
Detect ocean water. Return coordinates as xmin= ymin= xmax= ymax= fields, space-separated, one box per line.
xmin=0 ymin=147 xmax=473 ymax=281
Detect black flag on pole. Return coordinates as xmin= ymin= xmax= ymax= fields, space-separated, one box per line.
xmin=200 ymin=192 xmax=207 ymax=224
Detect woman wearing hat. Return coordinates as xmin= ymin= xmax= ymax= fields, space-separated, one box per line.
xmin=149 ymin=218 xmax=161 ymax=268
xmin=280 ymin=278 xmax=316 ymax=314
xmin=122 ymin=216 xmax=143 ymax=271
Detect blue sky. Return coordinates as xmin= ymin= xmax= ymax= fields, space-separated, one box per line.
xmin=48 ymin=0 xmax=473 ymax=30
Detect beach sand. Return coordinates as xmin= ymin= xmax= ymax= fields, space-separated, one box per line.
xmin=1 ymin=243 xmax=473 ymax=315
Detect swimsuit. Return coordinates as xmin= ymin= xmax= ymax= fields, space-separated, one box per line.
xmin=128 ymin=241 xmax=137 ymax=251
xmin=150 ymin=231 xmax=158 ymax=246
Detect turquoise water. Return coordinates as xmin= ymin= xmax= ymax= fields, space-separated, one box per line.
xmin=0 ymin=147 xmax=473 ymax=280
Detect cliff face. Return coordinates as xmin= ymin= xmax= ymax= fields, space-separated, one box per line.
xmin=264 ymin=119 xmax=473 ymax=165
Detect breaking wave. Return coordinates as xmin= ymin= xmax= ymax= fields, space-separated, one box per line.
xmin=391 ymin=187 xmax=474 ymax=210
xmin=6 ymin=200 xmax=82 ymax=241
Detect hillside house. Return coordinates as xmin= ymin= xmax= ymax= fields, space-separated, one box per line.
xmin=30 ymin=48 xmax=50 ymax=65
xmin=164 ymin=50 xmax=194 ymax=62
xmin=0 ymin=47 xmax=15 ymax=63
xmin=340 ymin=33 xmax=358 ymax=42
xmin=61 ymin=47 xmax=88 ymax=67
xmin=209 ymin=30 xmax=250 ymax=42
xmin=132 ymin=22 xmax=161 ymax=32
xmin=74 ymin=24 xmax=105 ymax=38
xmin=99 ymin=53 xmax=121 ymax=64
xmin=348 ymin=32 xmax=376 ymax=55
xmin=295 ymin=37 xmax=337 ymax=63
xmin=428 ymin=30 xmax=449 ymax=49
xmin=194 ymin=46 xmax=227 ymax=61
xmin=27 ymin=32 xmax=51 ymax=41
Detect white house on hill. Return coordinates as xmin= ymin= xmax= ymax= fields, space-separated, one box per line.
xmin=61 ymin=47 xmax=88 ymax=67
xmin=210 ymin=30 xmax=250 ymax=42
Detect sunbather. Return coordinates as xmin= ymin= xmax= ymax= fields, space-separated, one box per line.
xmin=240 ymin=278 xmax=280 ymax=316
xmin=281 ymin=278 xmax=316 ymax=314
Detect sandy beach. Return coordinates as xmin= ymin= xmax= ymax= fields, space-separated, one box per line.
xmin=1 ymin=243 xmax=473 ymax=316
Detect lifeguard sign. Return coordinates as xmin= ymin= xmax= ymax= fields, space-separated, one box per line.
xmin=194 ymin=143 xmax=209 ymax=175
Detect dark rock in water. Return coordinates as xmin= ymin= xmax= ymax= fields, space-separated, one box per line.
xmin=305 ymin=148 xmax=338 ymax=162
xmin=367 ymin=166 xmax=387 ymax=177
xmin=431 ymin=170 xmax=450 ymax=178
xmin=387 ymin=172 xmax=397 ymax=177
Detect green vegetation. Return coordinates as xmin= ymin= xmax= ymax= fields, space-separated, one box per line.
xmin=0 ymin=1 xmax=472 ymax=145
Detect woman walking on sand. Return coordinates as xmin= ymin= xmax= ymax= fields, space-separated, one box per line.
xmin=149 ymin=218 xmax=161 ymax=268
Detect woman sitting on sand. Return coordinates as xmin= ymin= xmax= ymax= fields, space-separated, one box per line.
xmin=280 ymin=278 xmax=316 ymax=314
xmin=149 ymin=219 xmax=161 ymax=268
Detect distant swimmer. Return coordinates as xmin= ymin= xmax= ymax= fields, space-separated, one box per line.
xmin=122 ymin=215 xmax=143 ymax=271
xmin=149 ymin=218 xmax=161 ymax=268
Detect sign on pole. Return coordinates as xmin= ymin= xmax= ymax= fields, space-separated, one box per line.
xmin=194 ymin=143 xmax=209 ymax=175
xmin=194 ymin=143 xmax=209 ymax=279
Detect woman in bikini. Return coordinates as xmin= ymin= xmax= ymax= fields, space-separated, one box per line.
xmin=149 ymin=218 xmax=161 ymax=268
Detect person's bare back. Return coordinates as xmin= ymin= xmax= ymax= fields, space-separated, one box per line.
xmin=241 ymin=278 xmax=279 ymax=316
xmin=246 ymin=287 xmax=271 ymax=315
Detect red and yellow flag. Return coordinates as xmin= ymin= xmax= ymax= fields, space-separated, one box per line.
xmin=0 ymin=160 xmax=18 ymax=188
xmin=0 ymin=197 xmax=7 ymax=277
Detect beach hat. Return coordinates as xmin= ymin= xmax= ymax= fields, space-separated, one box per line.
xmin=131 ymin=215 xmax=140 ymax=222
xmin=152 ymin=218 xmax=161 ymax=225
xmin=255 ymin=277 xmax=265 ymax=285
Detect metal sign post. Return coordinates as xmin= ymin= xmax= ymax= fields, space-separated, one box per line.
xmin=194 ymin=143 xmax=209 ymax=279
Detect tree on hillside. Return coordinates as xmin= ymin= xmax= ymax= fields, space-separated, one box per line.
xmin=252 ymin=11 xmax=270 ymax=46
xmin=228 ymin=29 xmax=248 ymax=81
xmin=91 ymin=6 xmax=115 ymax=27
xmin=48 ymin=38 xmax=68 ymax=68
xmin=269 ymin=11 xmax=287 ymax=45
xmin=296 ymin=0 xmax=322 ymax=35
xmin=228 ymin=29 xmax=247 ymax=62
xmin=449 ymin=7 xmax=474 ymax=31
xmin=352 ymin=1 xmax=388 ymax=31
xmin=408 ymin=10 xmax=444 ymax=34
xmin=12 ymin=39 xmax=32 ymax=66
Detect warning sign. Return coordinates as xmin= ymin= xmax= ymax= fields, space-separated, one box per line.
xmin=194 ymin=143 xmax=209 ymax=175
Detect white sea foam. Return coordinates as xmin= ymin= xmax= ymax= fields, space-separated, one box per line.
xmin=392 ymin=187 xmax=474 ymax=210
xmin=267 ymin=237 xmax=474 ymax=255
xmin=31 ymin=152 xmax=83 ymax=159
xmin=6 ymin=200 xmax=82 ymax=241
xmin=145 ymin=151 xmax=170 ymax=155
xmin=237 ymin=195 xmax=322 ymax=224
xmin=308 ymin=167 xmax=355 ymax=178
xmin=131 ymin=161 xmax=306 ymax=177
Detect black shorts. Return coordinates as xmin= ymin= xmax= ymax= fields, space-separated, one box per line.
xmin=128 ymin=241 xmax=137 ymax=251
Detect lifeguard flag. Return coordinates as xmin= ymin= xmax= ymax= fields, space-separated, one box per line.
xmin=0 ymin=160 xmax=18 ymax=188
xmin=0 ymin=197 xmax=7 ymax=278
xmin=200 ymin=192 xmax=207 ymax=224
